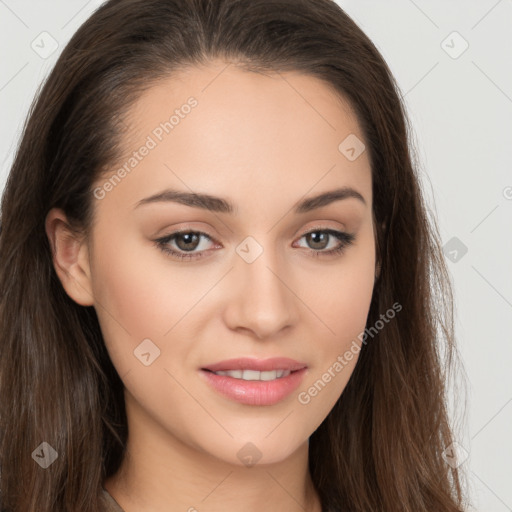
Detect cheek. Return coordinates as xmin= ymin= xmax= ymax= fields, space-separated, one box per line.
xmin=88 ymin=229 xmax=214 ymax=444
xmin=295 ymin=228 xmax=375 ymax=411
xmin=88 ymin=225 xmax=203 ymax=373
xmin=300 ymin=227 xmax=376 ymax=344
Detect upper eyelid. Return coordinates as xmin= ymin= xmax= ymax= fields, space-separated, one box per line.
xmin=158 ymin=226 xmax=349 ymax=246
xmin=155 ymin=228 xmax=354 ymax=262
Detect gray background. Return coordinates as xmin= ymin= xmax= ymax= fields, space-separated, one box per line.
xmin=1 ymin=1 xmax=511 ymax=510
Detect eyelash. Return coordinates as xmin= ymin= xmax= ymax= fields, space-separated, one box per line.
xmin=154 ymin=227 xmax=355 ymax=261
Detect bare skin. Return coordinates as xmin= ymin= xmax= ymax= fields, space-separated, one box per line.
xmin=46 ymin=59 xmax=376 ymax=512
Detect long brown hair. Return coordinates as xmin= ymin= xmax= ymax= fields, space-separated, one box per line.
xmin=0 ymin=0 xmax=468 ymax=510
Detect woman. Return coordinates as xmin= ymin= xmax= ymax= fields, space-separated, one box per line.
xmin=0 ymin=0 xmax=468 ymax=511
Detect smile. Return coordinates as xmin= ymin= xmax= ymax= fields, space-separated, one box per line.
xmin=200 ymin=368 xmax=307 ymax=406
xmin=210 ymin=369 xmax=292 ymax=380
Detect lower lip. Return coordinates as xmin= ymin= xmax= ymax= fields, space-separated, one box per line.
xmin=199 ymin=368 xmax=307 ymax=406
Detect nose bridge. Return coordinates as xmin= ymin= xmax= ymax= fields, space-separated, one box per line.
xmin=223 ymin=235 xmax=297 ymax=338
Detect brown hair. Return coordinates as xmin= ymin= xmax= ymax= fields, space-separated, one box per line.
xmin=0 ymin=0 xmax=468 ymax=510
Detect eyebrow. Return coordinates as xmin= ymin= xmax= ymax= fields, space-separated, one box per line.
xmin=134 ymin=186 xmax=366 ymax=214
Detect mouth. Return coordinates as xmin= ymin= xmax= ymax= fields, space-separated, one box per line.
xmin=201 ymin=368 xmax=297 ymax=381
xmin=201 ymin=356 xmax=307 ymax=373
xmin=199 ymin=357 xmax=308 ymax=406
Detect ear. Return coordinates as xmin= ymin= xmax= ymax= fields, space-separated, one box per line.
xmin=45 ymin=208 xmax=94 ymax=306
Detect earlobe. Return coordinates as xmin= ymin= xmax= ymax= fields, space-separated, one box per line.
xmin=45 ymin=208 xmax=94 ymax=307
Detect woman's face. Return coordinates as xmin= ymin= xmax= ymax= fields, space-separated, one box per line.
xmin=80 ymin=60 xmax=376 ymax=466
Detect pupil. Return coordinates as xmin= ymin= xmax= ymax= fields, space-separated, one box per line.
xmin=308 ymin=232 xmax=327 ymax=249
xmin=177 ymin=233 xmax=199 ymax=251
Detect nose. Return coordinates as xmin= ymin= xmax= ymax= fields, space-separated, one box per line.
xmin=222 ymin=241 xmax=299 ymax=340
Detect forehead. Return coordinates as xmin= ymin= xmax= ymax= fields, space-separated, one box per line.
xmin=124 ymin=60 xmax=362 ymax=144
xmin=96 ymin=60 xmax=372 ymax=213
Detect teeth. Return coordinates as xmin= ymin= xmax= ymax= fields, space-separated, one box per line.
xmin=213 ymin=369 xmax=292 ymax=380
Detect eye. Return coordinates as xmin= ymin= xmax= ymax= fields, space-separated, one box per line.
xmin=154 ymin=230 xmax=218 ymax=261
xmin=154 ymin=227 xmax=355 ymax=261
xmin=294 ymin=228 xmax=355 ymax=257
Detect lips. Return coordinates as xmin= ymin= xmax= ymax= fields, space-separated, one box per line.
xmin=199 ymin=357 xmax=308 ymax=405
xmin=199 ymin=367 xmax=307 ymax=406
xmin=201 ymin=357 xmax=307 ymax=373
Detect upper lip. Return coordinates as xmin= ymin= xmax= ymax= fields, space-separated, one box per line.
xmin=201 ymin=357 xmax=307 ymax=372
